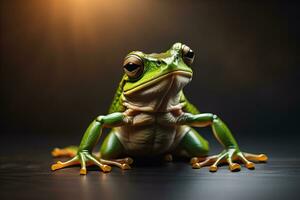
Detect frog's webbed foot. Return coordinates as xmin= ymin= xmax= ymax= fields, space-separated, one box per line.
xmin=99 ymin=157 xmax=133 ymax=170
xmin=51 ymin=151 xmax=112 ymax=175
xmin=190 ymin=149 xmax=268 ymax=172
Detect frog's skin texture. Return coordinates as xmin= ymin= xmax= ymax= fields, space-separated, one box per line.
xmin=51 ymin=43 xmax=268 ymax=175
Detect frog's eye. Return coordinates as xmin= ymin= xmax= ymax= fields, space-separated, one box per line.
xmin=182 ymin=45 xmax=195 ymax=66
xmin=123 ymin=55 xmax=144 ymax=79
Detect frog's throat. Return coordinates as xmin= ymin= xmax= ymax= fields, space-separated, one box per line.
xmin=123 ymin=70 xmax=192 ymax=96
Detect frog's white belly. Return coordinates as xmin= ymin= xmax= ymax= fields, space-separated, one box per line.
xmin=116 ymin=71 xmax=192 ymax=155
xmin=114 ymin=112 xmax=190 ymax=156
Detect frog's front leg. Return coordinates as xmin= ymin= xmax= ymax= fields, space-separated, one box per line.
xmin=51 ymin=112 xmax=131 ymax=175
xmin=177 ymin=113 xmax=268 ymax=172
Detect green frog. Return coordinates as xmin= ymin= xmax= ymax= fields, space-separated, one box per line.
xmin=51 ymin=43 xmax=268 ymax=175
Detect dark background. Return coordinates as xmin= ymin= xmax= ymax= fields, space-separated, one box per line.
xmin=1 ymin=1 xmax=300 ymax=200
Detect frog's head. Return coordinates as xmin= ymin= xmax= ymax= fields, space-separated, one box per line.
xmin=122 ymin=42 xmax=194 ymax=94
xmin=121 ymin=42 xmax=195 ymax=112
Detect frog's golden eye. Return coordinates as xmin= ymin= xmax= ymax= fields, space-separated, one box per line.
xmin=182 ymin=45 xmax=195 ymax=65
xmin=123 ymin=55 xmax=144 ymax=79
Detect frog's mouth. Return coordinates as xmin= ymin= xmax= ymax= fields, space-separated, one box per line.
xmin=123 ymin=70 xmax=192 ymax=95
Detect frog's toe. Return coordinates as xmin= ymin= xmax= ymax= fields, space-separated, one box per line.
xmin=228 ymin=162 xmax=241 ymax=172
xmin=101 ymin=165 xmax=112 ymax=172
xmin=226 ymin=155 xmax=241 ymax=172
xmin=191 ymin=155 xmax=219 ymax=169
xmin=51 ymin=156 xmax=80 ymax=171
xmin=83 ymin=153 xmax=112 ymax=173
xmin=121 ymin=163 xmax=131 ymax=170
xmin=236 ymin=152 xmax=255 ymax=169
xmin=80 ymin=168 xmax=87 ymax=175
xmin=114 ymin=157 xmax=134 ymax=165
xmin=235 ymin=152 xmax=268 ymax=170
xmin=243 ymin=153 xmax=268 ymax=162
xmin=245 ymin=162 xmax=255 ymax=169
xmin=51 ymin=161 xmax=66 ymax=171
xmin=209 ymin=165 xmax=218 ymax=172
xmin=100 ymin=158 xmax=133 ymax=170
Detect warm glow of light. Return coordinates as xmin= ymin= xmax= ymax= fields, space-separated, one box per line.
xmin=47 ymin=0 xmax=129 ymax=47
xmin=31 ymin=0 xmax=152 ymax=48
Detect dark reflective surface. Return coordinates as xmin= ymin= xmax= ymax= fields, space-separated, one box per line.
xmin=1 ymin=142 xmax=299 ymax=200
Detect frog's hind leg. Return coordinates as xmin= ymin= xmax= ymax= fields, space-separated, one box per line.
xmin=174 ymin=127 xmax=210 ymax=163
xmin=99 ymin=130 xmax=133 ymax=170
xmin=173 ymin=128 xmax=228 ymax=169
